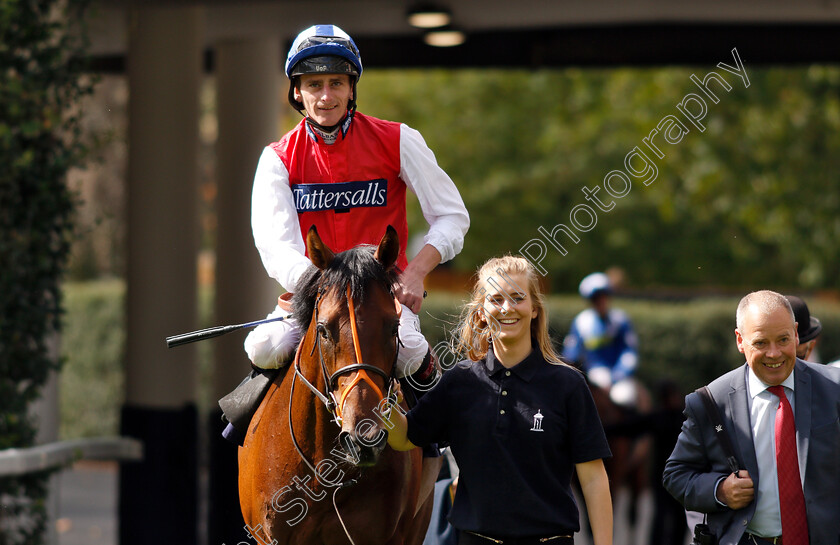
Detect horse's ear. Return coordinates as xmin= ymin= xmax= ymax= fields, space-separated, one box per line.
xmin=306 ymin=225 xmax=334 ymax=270
xmin=374 ymin=225 xmax=400 ymax=270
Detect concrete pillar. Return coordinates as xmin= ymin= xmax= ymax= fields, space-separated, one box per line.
xmin=121 ymin=6 xmax=203 ymax=545
xmin=209 ymin=36 xmax=282 ymax=545
xmin=32 ymin=339 xmax=59 ymax=545
xmin=213 ymin=38 xmax=282 ymax=402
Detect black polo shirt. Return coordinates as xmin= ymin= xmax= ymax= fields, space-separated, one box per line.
xmin=406 ymin=346 xmax=611 ymax=537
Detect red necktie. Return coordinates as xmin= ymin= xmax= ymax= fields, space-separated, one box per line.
xmin=767 ymin=385 xmax=809 ymax=544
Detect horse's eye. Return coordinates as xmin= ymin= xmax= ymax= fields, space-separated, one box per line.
xmin=317 ymin=323 xmax=330 ymax=341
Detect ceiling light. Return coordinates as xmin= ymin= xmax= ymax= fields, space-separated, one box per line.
xmin=407 ymin=4 xmax=451 ymax=29
xmin=423 ymin=27 xmax=466 ymax=47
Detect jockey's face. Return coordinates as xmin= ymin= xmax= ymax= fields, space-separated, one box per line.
xmin=591 ymin=292 xmax=610 ymax=317
xmin=294 ymin=73 xmax=353 ymax=127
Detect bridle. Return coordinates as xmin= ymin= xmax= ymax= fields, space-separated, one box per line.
xmin=292 ymin=283 xmax=399 ymax=422
xmin=327 ymin=283 xmax=395 ymax=422
xmin=288 ymin=283 xmax=400 ymax=472
xmin=287 ymin=282 xmax=400 ymax=545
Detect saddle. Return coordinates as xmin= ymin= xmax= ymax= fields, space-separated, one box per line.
xmin=219 ymin=367 xmax=282 ymax=439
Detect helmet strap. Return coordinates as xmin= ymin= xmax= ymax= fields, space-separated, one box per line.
xmin=304 ymin=108 xmax=355 ymax=145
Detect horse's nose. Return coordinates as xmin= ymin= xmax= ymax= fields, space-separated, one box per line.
xmin=338 ymin=429 xmax=386 ymax=468
xmin=338 ymin=430 xmax=353 ymax=452
xmin=365 ymin=428 xmax=387 ymax=451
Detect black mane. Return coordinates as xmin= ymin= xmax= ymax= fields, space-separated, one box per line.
xmin=291 ymin=245 xmax=397 ymax=327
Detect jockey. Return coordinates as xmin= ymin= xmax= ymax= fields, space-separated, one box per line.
xmin=563 ymin=272 xmax=640 ymax=408
xmin=238 ymin=24 xmax=469 ymax=404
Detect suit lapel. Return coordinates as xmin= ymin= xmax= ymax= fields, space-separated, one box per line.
xmin=794 ymin=361 xmax=811 ymax=484
xmin=728 ymin=365 xmax=759 ymax=480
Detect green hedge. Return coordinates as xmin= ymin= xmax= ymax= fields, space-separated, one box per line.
xmin=60 ymin=282 xmax=840 ymax=438
xmin=60 ymin=280 xmax=125 ymax=438
xmin=60 ymin=280 xmax=214 ymax=438
xmin=419 ymin=293 xmax=840 ymax=395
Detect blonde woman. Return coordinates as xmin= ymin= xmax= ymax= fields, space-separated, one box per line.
xmin=388 ymin=256 xmax=613 ymax=545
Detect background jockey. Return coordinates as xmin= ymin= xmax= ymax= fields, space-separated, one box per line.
xmin=239 ymin=24 xmax=469 ymax=401
xmin=563 ymin=272 xmax=640 ymax=408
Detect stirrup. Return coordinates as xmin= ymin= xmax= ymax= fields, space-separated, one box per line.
xmin=218 ymin=367 xmax=280 ymax=436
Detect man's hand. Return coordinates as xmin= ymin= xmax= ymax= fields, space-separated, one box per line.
xmin=394 ymin=244 xmax=441 ymax=314
xmin=716 ymin=470 xmax=754 ymax=509
xmin=394 ymin=271 xmax=425 ymax=314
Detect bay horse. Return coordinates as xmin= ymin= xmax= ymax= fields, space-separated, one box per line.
xmin=587 ymin=379 xmax=652 ymax=531
xmin=238 ymin=225 xmax=442 ymax=545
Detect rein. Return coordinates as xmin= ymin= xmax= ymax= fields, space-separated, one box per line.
xmin=337 ymin=284 xmax=387 ymax=415
xmin=287 ymin=282 xmax=401 ymax=544
xmin=293 ymin=285 xmax=398 ymax=427
xmin=287 ymin=283 xmax=400 ymax=543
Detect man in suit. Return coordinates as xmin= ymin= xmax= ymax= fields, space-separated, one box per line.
xmin=663 ymin=290 xmax=840 ymax=545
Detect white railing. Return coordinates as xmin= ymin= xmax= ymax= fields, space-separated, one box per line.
xmin=0 ymin=436 xmax=143 ymax=476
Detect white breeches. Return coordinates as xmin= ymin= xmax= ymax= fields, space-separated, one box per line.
xmin=587 ymin=367 xmax=639 ymax=408
xmin=244 ymin=303 xmax=427 ymax=378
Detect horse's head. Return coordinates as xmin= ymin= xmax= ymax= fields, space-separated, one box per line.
xmin=292 ymin=225 xmax=401 ymax=467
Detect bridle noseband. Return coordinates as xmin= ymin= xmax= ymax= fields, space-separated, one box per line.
xmin=287 ymin=281 xmax=401 ymax=545
xmin=293 ymin=284 xmax=398 ymax=427
xmin=331 ymin=283 xmax=390 ymax=419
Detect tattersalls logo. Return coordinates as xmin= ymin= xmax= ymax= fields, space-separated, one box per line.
xmin=291 ymin=179 xmax=387 ymax=213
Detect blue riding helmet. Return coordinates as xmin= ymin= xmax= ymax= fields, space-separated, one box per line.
xmin=579 ymin=272 xmax=612 ymax=300
xmin=285 ymin=24 xmax=363 ymax=78
xmin=285 ymin=24 xmax=363 ymax=116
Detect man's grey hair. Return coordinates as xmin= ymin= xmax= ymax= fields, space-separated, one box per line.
xmin=736 ymin=290 xmax=795 ymax=331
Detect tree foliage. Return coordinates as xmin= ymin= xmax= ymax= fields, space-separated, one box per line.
xmin=0 ymin=0 xmax=93 ymax=542
xmin=360 ymin=64 xmax=840 ymax=292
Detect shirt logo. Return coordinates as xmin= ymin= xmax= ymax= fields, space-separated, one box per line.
xmin=291 ymin=179 xmax=387 ymax=213
xmin=530 ymin=410 xmax=545 ymax=432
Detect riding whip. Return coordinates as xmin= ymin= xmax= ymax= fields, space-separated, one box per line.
xmin=165 ymin=315 xmax=292 ymax=348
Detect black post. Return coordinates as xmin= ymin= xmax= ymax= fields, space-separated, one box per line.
xmin=207 ymin=407 xmax=249 ymax=544
xmin=119 ymin=404 xmax=198 ymax=545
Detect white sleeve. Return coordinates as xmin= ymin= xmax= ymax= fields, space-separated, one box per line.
xmin=251 ymin=146 xmax=312 ymax=293
xmin=399 ymin=124 xmax=470 ymax=264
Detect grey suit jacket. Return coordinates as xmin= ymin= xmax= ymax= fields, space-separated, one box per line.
xmin=663 ymin=360 xmax=840 ymax=545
